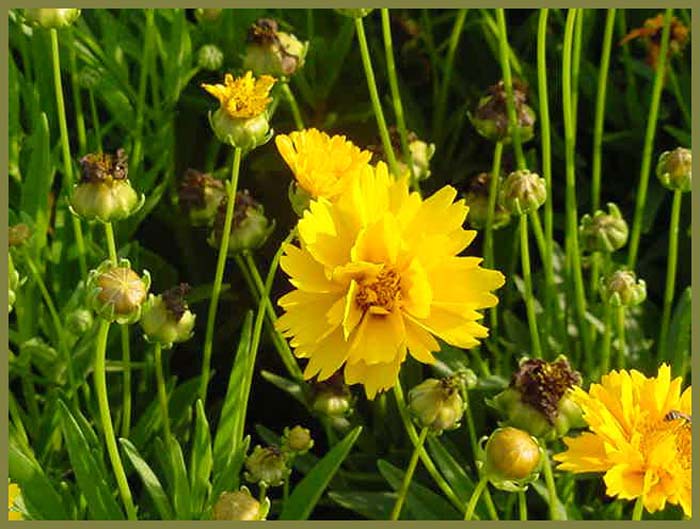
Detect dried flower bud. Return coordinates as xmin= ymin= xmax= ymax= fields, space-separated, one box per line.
xmin=212 ymin=486 xmax=269 ymax=520
xmin=178 ymin=169 xmax=227 ymax=227
xmin=408 ymin=376 xmax=465 ymax=434
xmin=197 ymin=44 xmax=224 ymax=71
xmin=195 ymin=8 xmax=222 ymax=23
xmin=463 ymin=172 xmax=511 ymax=230
xmin=335 ymin=9 xmax=374 ymax=18
xmin=244 ymin=445 xmax=290 ymax=487
xmin=140 ymin=284 xmax=196 ymax=349
xmin=243 ymin=18 xmax=308 ymax=78
xmin=24 ymin=8 xmax=81 ymax=29
xmin=482 ymin=427 xmax=541 ymax=490
xmin=601 ymin=269 xmax=647 ymax=307
xmin=500 ymin=169 xmax=547 ymax=215
xmin=66 ymin=308 xmax=94 ymax=335
xmin=579 ymin=203 xmax=629 ymax=253
xmin=470 ymin=80 xmax=536 ymax=144
xmin=86 ymin=259 xmax=151 ymax=324
xmin=311 ymin=373 xmax=353 ymax=419
xmin=208 ymin=190 xmax=275 ymax=255
xmin=282 ymin=425 xmax=314 ymax=454
xmin=656 ymin=147 xmax=691 ymax=192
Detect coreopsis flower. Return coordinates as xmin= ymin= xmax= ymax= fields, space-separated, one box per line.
xmin=8 ymin=482 xmax=22 ymax=520
xmin=276 ymin=162 xmax=505 ymax=398
xmin=212 ymin=486 xmax=270 ymax=520
xmin=202 ymin=71 xmax=275 ymax=149
xmin=554 ymin=364 xmax=692 ymax=517
xmin=276 ymin=128 xmax=373 ymax=208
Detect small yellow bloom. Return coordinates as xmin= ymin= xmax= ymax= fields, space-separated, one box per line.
xmin=276 ymin=162 xmax=505 ymax=398
xmin=8 ymin=483 xmax=22 ymax=521
xmin=275 ymin=128 xmax=373 ymax=201
xmin=554 ymin=364 xmax=691 ymax=517
xmin=201 ymin=71 xmax=275 ymax=119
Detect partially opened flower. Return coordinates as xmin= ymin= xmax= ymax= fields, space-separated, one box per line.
xmin=554 ymin=364 xmax=691 ymax=517
xmin=276 ymin=162 xmax=505 ymax=398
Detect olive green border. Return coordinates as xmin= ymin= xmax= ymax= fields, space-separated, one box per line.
xmin=1 ymin=2 xmax=697 ymax=528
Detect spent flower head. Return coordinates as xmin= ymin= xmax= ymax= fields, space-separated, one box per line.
xmin=86 ymin=258 xmax=151 ymax=324
xmin=408 ymin=376 xmax=465 ymax=434
xmin=601 ymin=269 xmax=647 ymax=307
xmin=243 ymin=18 xmax=308 ymax=78
xmin=140 ymin=283 xmax=196 ymax=348
xmin=208 ymin=190 xmax=275 ymax=255
xmin=463 ymin=172 xmax=511 ymax=230
xmin=244 ymin=445 xmax=290 ymax=487
xmin=470 ymin=79 xmax=536 ymax=144
xmin=178 ymin=169 xmax=227 ymax=227
xmin=500 ymin=169 xmax=547 ymax=215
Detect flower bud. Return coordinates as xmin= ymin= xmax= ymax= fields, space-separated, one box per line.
xmin=24 ymin=8 xmax=81 ymax=29
xmin=656 ymin=147 xmax=691 ymax=192
xmin=178 ymin=169 xmax=227 ymax=227
xmin=70 ymin=149 xmax=144 ymax=223
xmin=86 ymin=259 xmax=151 ymax=324
xmin=78 ymin=67 xmax=101 ymax=90
xmin=482 ymin=427 xmax=541 ymax=490
xmin=288 ymin=181 xmax=313 ymax=217
xmin=408 ymin=376 xmax=464 ymax=434
xmin=579 ymin=203 xmax=629 ymax=253
xmin=463 ymin=172 xmax=511 ymax=230
xmin=406 ymin=137 xmax=436 ymax=182
xmin=8 ymin=254 xmax=20 ymax=314
xmin=311 ymin=373 xmax=353 ymax=419
xmin=195 ymin=8 xmax=222 ymax=23
xmin=500 ymin=169 xmax=547 ymax=215
xmin=335 ymin=9 xmax=374 ymax=18
xmin=140 ymin=284 xmax=196 ymax=349
xmin=470 ymin=80 xmax=536 ymax=144
xmin=212 ymin=486 xmax=270 ymax=520
xmin=244 ymin=445 xmax=290 ymax=487
xmin=600 ymin=269 xmax=647 ymax=307
xmin=197 ymin=44 xmax=224 ymax=71
xmin=282 ymin=425 xmax=314 ymax=454
xmin=208 ymin=190 xmax=274 ymax=255
xmin=243 ymin=19 xmax=308 ymax=78
xmin=66 ymin=308 xmax=94 ymax=335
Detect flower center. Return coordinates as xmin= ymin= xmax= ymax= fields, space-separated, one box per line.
xmin=355 ymin=268 xmax=401 ymax=313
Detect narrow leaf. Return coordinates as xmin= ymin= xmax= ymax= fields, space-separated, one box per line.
xmin=119 ymin=438 xmax=174 ymax=520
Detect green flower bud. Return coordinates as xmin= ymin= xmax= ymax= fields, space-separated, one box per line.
xmin=500 ymin=169 xmax=547 ymax=215
xmin=194 ymin=8 xmax=222 ymax=23
xmin=140 ymin=284 xmax=196 ymax=349
xmin=243 ymin=19 xmax=308 ymax=78
xmin=408 ymin=376 xmax=464 ymax=434
xmin=208 ymin=190 xmax=275 ymax=255
xmin=335 ymin=9 xmax=374 ymax=18
xmin=70 ymin=149 xmax=144 ymax=223
xmin=244 ymin=445 xmax=290 ymax=487
xmin=9 ymin=254 xmax=19 ymax=313
xmin=288 ymin=181 xmax=312 ymax=217
xmin=24 ymin=9 xmax=81 ymax=29
xmin=311 ymin=374 xmax=353 ymax=419
xmin=197 ymin=44 xmax=224 ymax=71
xmin=178 ymin=169 xmax=227 ymax=227
xmin=78 ymin=67 xmax=101 ymax=90
xmin=282 ymin=425 xmax=314 ymax=454
xmin=86 ymin=259 xmax=151 ymax=324
xmin=470 ymin=80 xmax=536 ymax=144
xmin=66 ymin=308 xmax=94 ymax=335
xmin=600 ymin=269 xmax=647 ymax=307
xmin=579 ymin=203 xmax=629 ymax=253
xmin=482 ymin=427 xmax=541 ymax=491
xmin=463 ymin=172 xmax=511 ymax=230
xmin=656 ymin=147 xmax=691 ymax=192
xmin=209 ymin=109 xmax=272 ymax=151
xmin=406 ymin=138 xmax=436 ymax=182
xmin=212 ymin=486 xmax=270 ymax=520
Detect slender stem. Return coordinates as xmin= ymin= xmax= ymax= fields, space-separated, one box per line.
xmin=67 ymin=29 xmax=86 ymax=155
xmin=94 ymin=321 xmax=137 ymax=520
xmin=600 ymin=302 xmax=613 ymax=377
xmin=591 ymin=9 xmax=616 ymax=212
xmin=495 ymin=9 xmax=526 ymax=170
xmin=131 ymin=9 xmax=155 ymax=175
xmin=520 ymin=214 xmax=542 ymax=358
xmin=518 ymin=490 xmax=528 ymax=520
xmin=632 ymin=496 xmax=644 ymax=520
xmin=571 ymin=9 xmax=584 ymax=135
xmin=354 ymin=16 xmax=399 ymax=177
xmin=484 ymin=141 xmax=503 ymax=337
xmin=541 ymin=448 xmax=560 ymax=520
xmin=104 ymin=223 xmax=118 ymax=264
xmin=120 ymin=325 xmax=132 ymax=438
xmin=282 ymin=476 xmax=290 ymax=509
xmin=50 ymin=28 xmax=87 ymax=279
xmin=199 ymin=147 xmax=242 ymax=404
xmin=281 ymin=82 xmax=304 ymax=130
xmin=616 ymin=305 xmax=627 ymax=369
xmin=464 ymin=476 xmax=488 ymax=521
xmin=391 ymin=427 xmax=429 ymax=520
xmin=154 ymin=342 xmax=172 ymax=441
xmin=88 ymin=89 xmax=103 ymax=153
xmin=667 ymin=67 xmax=691 ymax=131
xmin=627 ymin=8 xmax=674 ymax=269
xmin=658 ymin=189 xmax=682 ymax=361
xmin=529 ymin=210 xmax=550 ymax=356
xmin=381 ymin=8 xmax=418 ymax=192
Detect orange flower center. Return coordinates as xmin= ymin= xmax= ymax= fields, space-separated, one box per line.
xmin=355 ymin=268 xmax=401 ymax=313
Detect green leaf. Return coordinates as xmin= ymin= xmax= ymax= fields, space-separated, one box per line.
xmin=119 ymin=438 xmax=174 ymax=520
xmin=57 ymin=400 xmax=125 ymax=519
xmin=260 ymin=370 xmax=307 ymax=407
xmin=166 ymin=435 xmax=192 ymax=519
xmin=189 ymin=399 xmax=213 ymax=517
xmin=279 ymin=426 xmax=363 ymax=520
xmin=328 ymin=491 xmax=397 ymax=520
xmin=531 ymin=479 xmax=569 ymax=520
xmin=20 ymin=112 xmax=52 ymax=252
xmin=426 ymin=436 xmax=476 ymax=501
xmin=211 ymin=435 xmax=250 ymax=503
xmin=668 ymin=286 xmax=692 ymax=375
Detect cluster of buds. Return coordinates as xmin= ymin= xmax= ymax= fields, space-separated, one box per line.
xmin=600 ymin=269 xmax=647 ymax=307
xmin=178 ymin=169 xmax=227 ymax=227
xmin=212 ymin=486 xmax=269 ymax=520
xmin=579 ymin=203 xmax=629 ymax=253
xmin=86 ymin=259 xmax=151 ymax=324
xmin=24 ymin=8 xmax=81 ymax=29
xmin=470 ymin=80 xmax=536 ymax=144
xmin=408 ymin=374 xmax=468 ymax=435
xmin=463 ymin=172 xmax=511 ymax=229
xmin=500 ymin=169 xmax=547 ymax=215
xmin=656 ymin=147 xmax=691 ymax=193
xmin=207 ymin=190 xmax=274 ymax=255
xmin=243 ymin=18 xmax=308 ymax=79
xmin=140 ymin=283 xmax=196 ymax=348
xmin=479 ymin=427 xmax=542 ymax=491
xmin=70 ymin=149 xmax=144 ymax=223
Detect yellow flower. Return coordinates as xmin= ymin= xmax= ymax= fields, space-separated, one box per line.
xmin=554 ymin=364 xmax=691 ymax=517
xmin=275 ymin=129 xmax=373 ymax=201
xmin=8 ymin=482 xmax=22 ymax=521
xmin=276 ymin=162 xmax=505 ymax=398
xmin=201 ymin=71 xmax=275 ymax=119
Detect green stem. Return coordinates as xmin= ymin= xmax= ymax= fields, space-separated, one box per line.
xmin=600 ymin=302 xmax=613 ymax=377
xmin=616 ymin=305 xmax=627 ymax=369
xmin=529 ymin=211 xmax=550 ymax=356
xmin=199 ymin=147 xmax=242 ymax=404
xmin=464 ymin=476 xmax=488 ymax=521
xmin=627 ymin=8 xmax=673 ymax=269
xmin=354 ymin=16 xmax=400 ymax=177
xmin=88 ymin=89 xmax=103 ymax=153
xmin=131 ymin=9 xmax=155 ymax=175
xmin=570 ymin=9 xmax=583 ymax=135
xmin=390 ymin=427 xmax=429 ymax=520
xmin=667 ymin=67 xmax=691 ymax=131
xmin=658 ymin=189 xmax=682 ymax=361
xmin=67 ymin=29 xmax=86 ymax=155
xmin=104 ymin=223 xmax=118 ymax=264
xmin=94 ymin=321 xmax=137 ymax=520
xmin=154 ymin=342 xmax=172 ymax=441
xmin=120 ymin=325 xmax=132 ymax=438
xmin=381 ymin=8 xmax=418 ymax=192
xmin=518 ymin=490 xmax=528 ymax=520
xmin=541 ymin=447 xmax=560 ymax=520
xmin=632 ymin=496 xmax=644 ymax=520
xmin=484 ymin=141 xmax=503 ymax=337
xmin=520 ymin=214 xmax=542 ymax=358
xmin=50 ymin=28 xmax=87 ymax=279
xmin=591 ymin=9 xmax=616 ymax=212
xmin=281 ymin=82 xmax=304 ymax=130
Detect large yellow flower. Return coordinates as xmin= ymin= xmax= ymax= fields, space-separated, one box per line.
xmin=276 ymin=162 xmax=505 ymax=398
xmin=201 ymin=71 xmax=275 ymax=119
xmin=275 ymin=128 xmax=373 ymax=201
xmin=554 ymin=364 xmax=691 ymax=517
xmin=8 ymin=482 xmax=22 ymax=521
